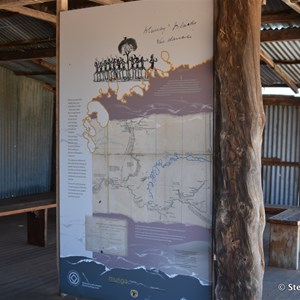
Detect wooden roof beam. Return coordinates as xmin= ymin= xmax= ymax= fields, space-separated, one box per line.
xmin=263 ymin=95 xmax=300 ymax=106
xmin=14 ymin=71 xmax=54 ymax=75
xmin=0 ymin=47 xmax=56 ymax=61
xmin=32 ymin=58 xmax=56 ymax=73
xmin=43 ymin=83 xmax=55 ymax=92
xmin=0 ymin=0 xmax=54 ymax=7
xmin=273 ymin=59 xmax=300 ymax=64
xmin=281 ymin=0 xmax=300 ymax=14
xmin=260 ymin=49 xmax=299 ymax=93
xmin=262 ymin=11 xmax=300 ymax=24
xmin=89 ymin=0 xmax=123 ymax=5
xmin=261 ymin=27 xmax=300 ymax=41
xmin=0 ymin=38 xmax=55 ymax=49
xmin=1 ymin=6 xmax=56 ymax=24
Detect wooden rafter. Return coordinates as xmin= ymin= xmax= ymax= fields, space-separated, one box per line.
xmin=260 ymin=49 xmax=299 ymax=93
xmin=281 ymin=0 xmax=300 ymax=14
xmin=32 ymin=58 xmax=56 ymax=73
xmin=0 ymin=0 xmax=53 ymax=6
xmin=261 ymin=157 xmax=300 ymax=167
xmin=274 ymin=59 xmax=300 ymax=64
xmin=261 ymin=27 xmax=300 ymax=42
xmin=14 ymin=71 xmax=54 ymax=75
xmin=263 ymin=95 xmax=300 ymax=106
xmin=89 ymin=0 xmax=123 ymax=4
xmin=261 ymin=11 xmax=300 ymax=24
xmin=0 ymin=47 xmax=56 ymax=61
xmin=43 ymin=83 xmax=55 ymax=92
xmin=0 ymin=38 xmax=55 ymax=49
xmin=1 ymin=6 xmax=56 ymax=24
xmin=0 ymin=11 xmax=17 ymax=18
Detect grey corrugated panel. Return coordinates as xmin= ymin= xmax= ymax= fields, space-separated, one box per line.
xmin=0 ymin=62 xmax=56 ymax=86
xmin=280 ymin=64 xmax=300 ymax=84
xmin=0 ymin=67 xmax=18 ymax=198
xmin=30 ymin=74 xmax=56 ymax=87
xmin=261 ymin=40 xmax=300 ymax=61
xmin=16 ymin=77 xmax=54 ymax=195
xmin=262 ymin=104 xmax=300 ymax=206
xmin=262 ymin=165 xmax=299 ymax=206
xmin=262 ymin=23 xmax=300 ymax=31
xmin=0 ymin=66 xmax=54 ymax=198
xmin=261 ymin=64 xmax=286 ymax=86
xmin=263 ymin=105 xmax=300 ymax=162
xmin=260 ymin=41 xmax=300 ymax=87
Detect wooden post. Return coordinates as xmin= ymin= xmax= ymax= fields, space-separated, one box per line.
xmin=214 ymin=0 xmax=266 ymax=299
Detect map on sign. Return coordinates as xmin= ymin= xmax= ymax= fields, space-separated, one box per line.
xmin=82 ymin=53 xmax=213 ymax=227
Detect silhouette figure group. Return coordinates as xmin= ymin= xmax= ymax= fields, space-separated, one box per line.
xmin=93 ymin=37 xmax=158 ymax=82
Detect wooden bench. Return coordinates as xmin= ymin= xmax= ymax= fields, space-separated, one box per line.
xmin=0 ymin=192 xmax=56 ymax=247
xmin=264 ymin=204 xmax=298 ymax=214
xmin=268 ymin=208 xmax=300 ymax=270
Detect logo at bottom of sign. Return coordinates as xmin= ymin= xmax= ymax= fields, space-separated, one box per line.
xmin=130 ymin=289 xmax=139 ymax=298
xmin=67 ymin=270 xmax=81 ymax=287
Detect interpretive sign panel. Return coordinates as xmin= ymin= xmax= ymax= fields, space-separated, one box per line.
xmin=59 ymin=1 xmax=213 ymax=299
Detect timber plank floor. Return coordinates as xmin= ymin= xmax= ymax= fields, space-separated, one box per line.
xmin=0 ymin=211 xmax=89 ymax=300
xmin=0 ymin=212 xmax=299 ymax=299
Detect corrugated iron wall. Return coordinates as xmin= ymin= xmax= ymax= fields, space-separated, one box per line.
xmin=262 ymin=101 xmax=300 ymax=206
xmin=0 ymin=66 xmax=54 ymax=198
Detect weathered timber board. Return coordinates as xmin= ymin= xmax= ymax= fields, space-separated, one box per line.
xmin=0 ymin=192 xmax=56 ymax=216
xmin=268 ymin=209 xmax=300 ymax=226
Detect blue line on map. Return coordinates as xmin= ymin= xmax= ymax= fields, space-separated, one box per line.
xmin=147 ymin=154 xmax=210 ymax=199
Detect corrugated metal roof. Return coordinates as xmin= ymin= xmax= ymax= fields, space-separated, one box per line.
xmin=281 ymin=63 xmax=300 ymax=82
xmin=261 ymin=40 xmax=300 ymax=61
xmin=43 ymin=57 xmax=56 ymax=65
xmin=0 ymin=12 xmax=55 ymax=44
xmin=0 ymin=9 xmax=56 ymax=87
xmin=262 ymin=22 xmax=300 ymax=31
xmin=261 ymin=64 xmax=286 ymax=86
xmin=262 ymin=0 xmax=293 ymax=14
xmin=260 ymin=0 xmax=300 ymax=90
xmin=261 ymin=40 xmax=300 ymax=87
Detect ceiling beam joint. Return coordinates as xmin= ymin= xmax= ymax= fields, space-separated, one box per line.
xmin=260 ymin=49 xmax=299 ymax=93
xmin=281 ymin=0 xmax=300 ymax=14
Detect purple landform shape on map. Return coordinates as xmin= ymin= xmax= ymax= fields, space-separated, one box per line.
xmin=91 ymin=60 xmax=213 ymax=121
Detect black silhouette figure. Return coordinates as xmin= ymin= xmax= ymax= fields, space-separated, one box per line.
xmin=149 ymin=54 xmax=158 ymax=69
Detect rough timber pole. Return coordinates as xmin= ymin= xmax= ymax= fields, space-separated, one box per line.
xmin=215 ymin=0 xmax=266 ymax=299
